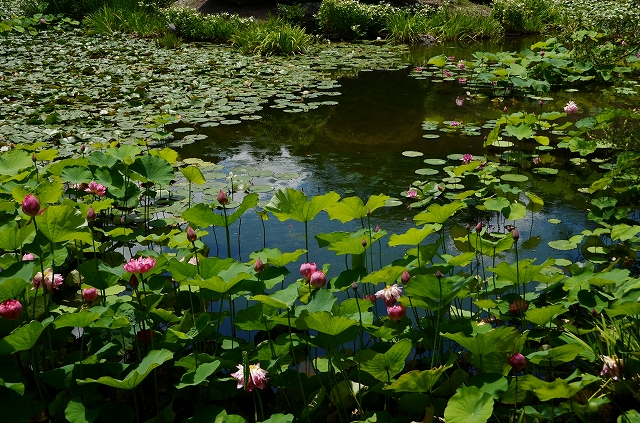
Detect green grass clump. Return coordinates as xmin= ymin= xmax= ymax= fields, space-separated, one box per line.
xmin=162 ymin=7 xmax=251 ymax=42
xmin=491 ymin=0 xmax=561 ymax=33
xmin=232 ymin=17 xmax=313 ymax=55
xmin=84 ymin=4 xmax=166 ymax=37
xmin=316 ymin=0 xmax=394 ymax=39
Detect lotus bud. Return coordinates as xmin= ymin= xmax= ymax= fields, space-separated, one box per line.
xmin=21 ymin=194 xmax=41 ymax=217
xmin=364 ymin=294 xmax=376 ymax=304
xmin=401 ymin=269 xmax=411 ymax=284
xmin=309 ymin=271 xmax=326 ymax=289
xmin=366 ymin=208 xmax=371 ymax=216
xmin=32 ymin=153 xmax=37 ymax=163
xmin=254 ymin=257 xmax=264 ymax=274
xmin=435 ymin=270 xmax=443 ymax=280
xmin=387 ymin=304 xmax=406 ymax=322
xmin=475 ymin=222 xmax=483 ymax=233
xmin=129 ymin=274 xmax=139 ymax=289
xmin=300 ymin=262 xmax=317 ymax=280
xmin=217 ymin=189 xmax=228 ymax=206
xmin=0 ymin=299 xmax=22 ymax=320
xmin=351 ymin=281 xmax=358 ymax=291
xmin=375 ymin=225 xmax=380 ymax=233
xmin=509 ymin=353 xmax=526 ymax=371
xmin=362 ymin=238 xmax=367 ymax=247
xmin=82 ymin=287 xmax=99 ymax=302
xmin=512 ymin=228 xmax=520 ymax=241
xmin=86 ymin=206 xmax=97 ymax=221
xmin=80 ymin=144 xmax=86 ymax=153
xmin=503 ymin=106 xmax=508 ymax=113
xmin=186 ymin=226 xmax=197 ymax=243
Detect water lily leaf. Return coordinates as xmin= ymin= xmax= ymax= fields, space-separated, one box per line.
xmin=533 ymin=136 xmax=550 ymax=146
xmin=505 ymin=123 xmax=533 ymax=140
xmin=266 ymin=188 xmax=340 ymax=223
xmin=503 ymin=203 xmax=527 ymax=220
xmin=384 ymin=365 xmax=449 ymax=393
xmin=297 ymin=310 xmax=357 ymax=336
xmin=424 ymin=158 xmax=446 ymax=165
xmin=327 ymin=194 xmax=389 ymax=223
xmin=130 ymin=154 xmax=175 ymax=186
xmin=611 ymin=224 xmax=640 ymax=241
xmin=389 ymin=224 xmax=439 ymax=246
xmin=548 ymin=239 xmax=578 ymax=250
xmin=36 ymin=204 xmax=93 ymax=244
xmin=414 ymin=202 xmax=466 ymax=225
xmin=175 ymin=361 xmax=220 ymax=389
xmin=444 ymin=386 xmax=494 ymax=423
xmin=359 ymin=339 xmax=412 ymax=382
xmin=0 ymin=149 xmax=33 ymax=176
xmin=79 ymin=349 xmax=173 ymax=390
xmin=415 ymin=168 xmax=439 ymax=176
xmin=402 ymin=151 xmax=423 ymax=157
xmin=443 ymin=326 xmax=519 ymax=356
xmin=484 ymin=197 xmax=510 ymax=212
xmin=500 ymin=174 xmax=528 ymax=183
xmin=181 ymin=166 xmax=206 ymax=185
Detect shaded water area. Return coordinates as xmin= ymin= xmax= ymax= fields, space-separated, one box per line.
xmin=172 ymin=36 xmax=629 ymax=270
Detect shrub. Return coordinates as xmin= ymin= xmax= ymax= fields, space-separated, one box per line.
xmin=491 ymin=0 xmax=560 ymax=33
xmin=429 ymin=7 xmax=501 ymax=40
xmin=316 ymin=0 xmax=394 ymax=39
xmin=162 ymin=7 xmax=251 ymax=42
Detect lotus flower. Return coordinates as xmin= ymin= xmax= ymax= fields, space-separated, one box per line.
xmin=86 ymin=206 xmax=97 ymax=221
xmin=462 ymin=154 xmax=473 ymax=164
xmin=456 ymin=96 xmax=465 ymax=106
xmin=231 ymin=363 xmax=268 ymax=392
xmin=509 ymin=299 xmax=529 ymax=314
xmin=600 ymin=355 xmax=621 ymax=380
xmin=459 ymin=77 xmax=467 ymax=85
xmin=123 ymin=256 xmax=156 ymax=274
xmin=21 ymin=194 xmax=41 ymax=217
xmin=509 ymin=353 xmax=526 ymax=371
xmin=33 ymin=268 xmax=63 ymax=292
xmin=309 ymin=271 xmax=326 ymax=288
xmin=300 ymin=262 xmax=317 ymax=280
xmin=375 ymin=284 xmax=403 ymax=306
xmin=217 ymin=189 xmax=228 ymax=206
xmin=457 ymin=60 xmax=465 ymax=69
xmin=401 ymin=269 xmax=411 ymax=284
xmin=564 ymin=101 xmax=578 ymax=114
xmin=406 ymin=190 xmax=417 ymax=198
xmin=22 ymin=253 xmax=35 ymax=261
xmin=186 ymin=226 xmax=197 ymax=243
xmin=387 ymin=304 xmax=406 ymax=321
xmin=254 ymin=257 xmax=264 ymax=273
xmin=85 ymin=181 xmax=106 ymax=197
xmin=0 ymin=299 xmax=22 ymax=320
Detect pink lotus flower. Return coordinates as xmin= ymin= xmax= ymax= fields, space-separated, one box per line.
xmin=21 ymin=194 xmax=42 ymax=217
xmin=300 ymin=262 xmax=317 ymax=280
xmin=364 ymin=294 xmax=376 ymax=304
xmin=0 ymin=299 xmax=22 ymax=320
xmin=406 ymin=190 xmax=417 ymax=198
xmin=217 ymin=189 xmax=228 ymax=206
xmin=475 ymin=222 xmax=483 ymax=232
xmin=254 ymin=257 xmax=264 ymax=273
xmin=459 ymin=78 xmax=467 ymax=85
xmin=123 ymin=256 xmax=157 ymax=274
xmin=231 ymin=363 xmax=268 ymax=392
xmin=82 ymin=287 xmax=99 ymax=302
xmin=401 ymin=269 xmax=411 ymax=284
xmin=186 ymin=226 xmax=197 ymax=243
xmin=564 ymin=101 xmax=578 ymax=114
xmin=86 ymin=206 xmax=97 ymax=221
xmin=509 ymin=299 xmax=529 ymax=314
xmin=33 ymin=268 xmax=63 ymax=292
xmin=22 ymin=253 xmax=35 ymax=261
xmin=375 ymin=284 xmax=403 ymax=306
xmin=387 ymin=303 xmax=406 ymax=321
xmin=416 ymin=67 xmax=422 ymax=72
xmin=442 ymin=70 xmax=452 ymax=77
xmin=509 ymin=353 xmax=526 ymax=371
xmin=450 ymin=121 xmax=460 ymax=127
xmin=309 ymin=271 xmax=326 ymax=288
xmin=85 ymin=181 xmax=106 ymax=197
xmin=457 ymin=60 xmax=465 ymax=69
xmin=455 ymin=96 xmax=465 ymax=106
xmin=600 ymin=355 xmax=621 ymax=380
xmin=533 ymin=157 xmax=541 ymax=165
xmin=503 ymin=106 xmax=508 ymax=113
xmin=462 ymin=154 xmax=473 ymax=164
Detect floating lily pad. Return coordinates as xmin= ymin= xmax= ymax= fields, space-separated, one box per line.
xmin=500 ymin=174 xmax=528 ymax=182
xmin=385 ymin=198 xmax=403 ymax=207
xmin=174 ymin=127 xmax=195 ymax=133
xmin=221 ymin=119 xmax=242 ymax=125
xmin=422 ymin=134 xmax=440 ymax=139
xmin=548 ymin=218 xmax=561 ymax=224
xmin=274 ymin=172 xmax=300 ymax=180
xmin=533 ymin=168 xmax=558 ymax=175
xmin=249 ymin=185 xmax=274 ymax=193
xmin=415 ymin=168 xmax=438 ymax=176
xmin=423 ymin=158 xmax=446 ymax=165
xmin=249 ymin=170 xmax=274 ymax=177
xmin=402 ymin=151 xmax=424 ymax=157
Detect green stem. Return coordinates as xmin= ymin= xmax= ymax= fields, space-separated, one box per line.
xmin=222 ymin=205 xmax=231 ymax=259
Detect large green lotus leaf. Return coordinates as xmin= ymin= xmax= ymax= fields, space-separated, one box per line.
xmin=149 ymin=147 xmax=179 ymax=165
xmin=0 ymin=149 xmax=33 ymax=176
xmin=54 ymin=310 xmax=101 ymax=329
xmin=358 ymin=339 xmax=412 ymax=382
xmin=265 ymin=188 xmax=340 ymax=223
xmin=252 ymin=282 xmax=299 ymax=309
xmin=443 ymin=326 xmax=519 ymax=356
xmin=105 ymin=145 xmax=141 ymax=164
xmin=182 ymin=203 xmax=217 ymax=228
xmin=568 ymin=137 xmax=597 ymax=156
xmin=87 ymin=152 xmax=118 ymax=169
xmin=249 ymin=248 xmax=305 ymax=268
xmin=76 ymin=259 xmax=122 ymax=290
xmin=93 ymin=167 xmax=124 ymax=191
xmin=296 ymin=310 xmax=357 ymax=336
xmin=611 ymin=224 xmax=640 ymax=241
xmin=60 ymin=166 xmax=93 ymax=185
xmin=224 ymin=193 xmax=259 ymax=227
xmin=505 ymin=123 xmax=534 ymax=140
xmin=525 ymin=304 xmax=566 ymax=326
xmin=0 ymin=379 xmax=24 ymax=396
xmin=0 ymin=278 xmax=29 ymax=303
xmin=483 ymin=197 xmax=510 ymax=212
xmin=463 ymin=233 xmax=514 ymax=256
xmin=326 ymin=194 xmax=390 ymax=223
xmin=414 ymin=202 xmax=466 ymax=225
xmin=405 ymin=274 xmax=468 ymax=305
xmin=383 ymin=365 xmax=449 ymax=393
xmin=468 ymin=373 xmax=509 ymax=400
xmin=78 ymin=349 xmax=173 ymax=390
xmin=444 ymin=386 xmax=494 ymax=423
xmin=0 ymin=221 xmax=35 ymax=251
xmin=388 ymin=224 xmax=440 ymax=246
xmin=65 ymin=397 xmax=100 ymax=423
xmin=181 ymin=166 xmax=206 ymax=185
xmin=548 ymin=239 xmax=578 ymax=250
xmin=526 ymin=344 xmax=586 ymax=367
xmin=12 ymin=180 xmax=63 ymax=206
xmin=185 ymin=273 xmax=247 ymax=294
xmin=259 ymin=414 xmax=294 ymax=423
xmin=129 ymin=154 xmax=175 ymax=186
xmin=427 ymin=54 xmax=447 ymax=67
xmin=518 ymin=375 xmax=593 ymax=401
xmin=0 ymin=318 xmax=53 ymax=355
xmin=36 ymin=204 xmax=93 ymax=244
xmin=175 ymin=361 xmax=220 ymax=389
xmin=362 ymin=266 xmax=406 ymax=284
xmin=295 ymin=289 xmax=337 ymax=316
xmin=607 ymin=302 xmax=640 ymax=317
xmin=489 ymin=258 xmax=552 ymax=285
xmin=503 ymin=202 xmax=527 ymax=220
xmin=234 ymin=303 xmax=277 ymax=331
